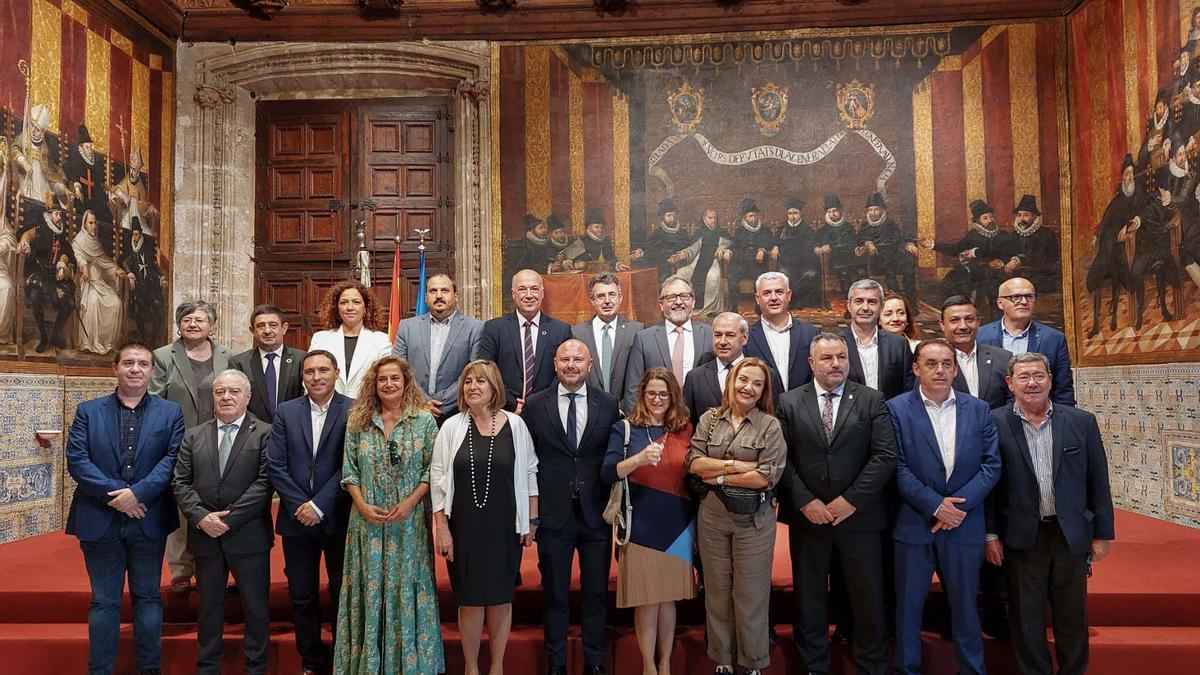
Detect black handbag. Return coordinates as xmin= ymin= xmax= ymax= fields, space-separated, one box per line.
xmin=693 ymin=412 xmax=769 ymax=514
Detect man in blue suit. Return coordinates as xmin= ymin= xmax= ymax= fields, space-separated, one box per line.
xmin=266 ymin=350 xmax=353 ymax=675
xmin=986 ymin=352 xmax=1114 ymax=675
xmin=522 ymin=339 xmax=621 ymax=675
xmin=978 ymin=277 xmax=1076 ymax=405
xmin=66 ymin=342 xmax=186 ymax=675
xmin=479 ymin=269 xmax=572 ymax=414
xmin=744 ymin=272 xmax=820 ymax=391
xmin=888 ymin=338 xmax=1000 ymax=675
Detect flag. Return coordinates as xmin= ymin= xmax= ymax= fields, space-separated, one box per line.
xmin=388 ymin=239 xmax=403 ymax=342
xmin=414 ymin=246 xmax=428 ymax=316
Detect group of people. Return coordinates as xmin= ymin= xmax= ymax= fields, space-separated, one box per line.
xmin=66 ymin=264 xmax=1113 ymax=675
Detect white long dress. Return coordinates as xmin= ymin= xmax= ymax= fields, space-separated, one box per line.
xmin=72 ymin=228 xmax=123 ymax=353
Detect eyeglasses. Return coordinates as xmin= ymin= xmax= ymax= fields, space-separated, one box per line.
xmin=660 ymin=293 xmax=694 ymax=302
xmin=387 ymin=440 xmax=400 ymax=466
xmin=999 ymin=293 xmax=1037 ymax=304
xmin=644 ymin=391 xmax=672 ymax=400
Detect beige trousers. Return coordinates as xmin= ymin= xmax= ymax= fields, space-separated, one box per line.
xmin=165 ymin=506 xmax=194 ymax=580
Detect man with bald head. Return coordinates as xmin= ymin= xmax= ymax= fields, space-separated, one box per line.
xmin=522 ymin=339 xmax=621 ymax=675
xmin=480 ymin=269 xmax=572 ymax=413
xmin=978 ymin=277 xmax=1075 ymax=405
xmin=684 ymin=311 xmax=784 ymax=427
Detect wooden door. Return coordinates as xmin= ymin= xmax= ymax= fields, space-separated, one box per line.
xmin=255 ymin=99 xmax=453 ymax=350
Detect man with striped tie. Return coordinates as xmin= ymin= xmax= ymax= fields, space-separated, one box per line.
xmin=572 ymin=272 xmax=644 ymax=401
xmin=479 ymin=268 xmax=573 ymax=413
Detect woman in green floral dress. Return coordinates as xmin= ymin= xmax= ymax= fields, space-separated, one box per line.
xmin=334 ymin=356 xmax=445 ymax=674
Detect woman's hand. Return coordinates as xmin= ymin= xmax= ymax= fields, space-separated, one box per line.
xmin=387 ymin=500 xmax=414 ymax=523
xmin=641 ymin=442 xmax=663 ymax=467
xmin=435 ymin=526 xmax=455 ymax=562
xmin=522 ymin=531 xmax=535 ymax=547
xmin=355 ymin=500 xmax=390 ymax=526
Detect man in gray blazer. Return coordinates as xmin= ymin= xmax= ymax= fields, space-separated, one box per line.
xmin=622 ymin=275 xmax=714 ymax=412
xmin=393 ymin=273 xmax=483 ymax=424
xmin=172 ymin=369 xmax=274 ymax=675
xmin=572 ymin=272 xmax=644 ymax=400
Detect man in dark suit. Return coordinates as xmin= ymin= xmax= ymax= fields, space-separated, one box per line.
xmin=978 ymin=277 xmax=1076 ymax=405
xmin=888 ymin=339 xmax=1000 ymax=675
xmin=572 ymin=272 xmax=643 ymax=398
xmin=394 ymin=273 xmax=483 ymax=423
xmin=66 ymin=342 xmax=185 ymax=675
xmin=622 ymin=274 xmax=714 ymax=412
xmin=521 ymin=339 xmax=622 ymax=675
xmin=172 ymin=369 xmax=274 ymax=675
xmin=684 ymin=311 xmax=784 ymax=427
xmin=842 ymin=279 xmax=914 ymax=400
xmin=229 ymin=304 xmax=306 ymax=423
xmin=480 ymin=269 xmax=572 ymax=414
xmin=777 ymin=333 xmax=896 ymax=675
xmin=941 ymin=294 xmax=1013 ymax=410
xmin=266 ymin=350 xmax=352 ymax=675
xmin=745 ymin=271 xmax=820 ymax=391
xmin=986 ymin=352 xmax=1115 ymax=675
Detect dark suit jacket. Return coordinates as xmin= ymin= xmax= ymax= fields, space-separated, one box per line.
xmin=622 ymin=321 xmax=715 ymax=412
xmin=951 ymin=342 xmax=1014 ymax=410
xmin=744 ymin=318 xmax=821 ymax=391
xmin=887 ymin=389 xmax=1000 ymax=545
xmin=776 ymin=381 xmax=897 ymax=532
xmin=229 ymin=345 xmax=307 ymax=423
xmin=682 ymin=355 xmax=785 ymax=428
xmin=66 ymin=394 xmax=185 ymax=542
xmin=266 ymin=393 xmax=353 ymax=537
xmin=172 ymin=414 xmax=274 ymax=557
xmin=987 ymin=404 xmax=1115 ymax=555
xmin=572 ymin=316 xmax=644 ymax=398
xmin=978 ymin=319 xmax=1076 ymax=405
xmin=479 ymin=312 xmax=572 ymax=411
xmin=842 ymin=327 xmax=915 ymax=400
xmin=521 ymin=384 xmax=621 ymax=530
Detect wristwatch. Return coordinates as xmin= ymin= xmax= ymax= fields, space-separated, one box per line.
xmin=529 ymin=517 xmax=541 ymax=526
xmin=716 ymin=475 xmax=726 ymax=486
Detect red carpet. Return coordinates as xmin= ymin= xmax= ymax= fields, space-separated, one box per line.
xmin=1 ymin=509 xmax=1198 ymax=673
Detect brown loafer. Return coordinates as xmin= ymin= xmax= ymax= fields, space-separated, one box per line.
xmin=169 ymin=577 xmax=192 ymax=594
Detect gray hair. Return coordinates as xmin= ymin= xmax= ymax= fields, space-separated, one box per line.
xmin=847 ymin=278 xmax=884 ymax=301
xmin=713 ymin=311 xmax=749 ymax=335
xmin=1007 ymin=351 xmax=1051 ymax=376
xmin=212 ymin=368 xmax=251 ymax=392
xmin=810 ymin=331 xmax=849 ymax=351
xmin=660 ymin=275 xmax=693 ymax=296
xmin=588 ymin=271 xmax=622 ymax=296
xmin=175 ymin=300 xmax=218 ymax=326
xmin=755 ymin=271 xmax=790 ymax=291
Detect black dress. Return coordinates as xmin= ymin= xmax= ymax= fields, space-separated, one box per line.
xmin=448 ymin=422 xmax=521 ymax=606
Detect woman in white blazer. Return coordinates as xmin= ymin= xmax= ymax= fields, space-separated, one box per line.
xmin=308 ymin=280 xmax=394 ymax=397
xmin=431 ymin=360 xmax=538 ymax=675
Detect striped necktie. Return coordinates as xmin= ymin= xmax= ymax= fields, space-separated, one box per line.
xmin=523 ymin=320 xmax=536 ymax=396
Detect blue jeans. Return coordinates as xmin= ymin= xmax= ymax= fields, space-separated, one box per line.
xmin=79 ymin=517 xmax=167 ymax=675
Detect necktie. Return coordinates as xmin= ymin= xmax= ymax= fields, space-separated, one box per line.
xmin=218 ymin=423 xmax=239 ymax=474
xmin=566 ymin=392 xmax=578 ymax=451
xmin=600 ymin=324 xmax=613 ymax=392
xmin=523 ymin=320 xmax=536 ymax=397
xmin=821 ymin=392 xmax=836 ymax=442
xmin=671 ymin=326 xmax=686 ymax=384
xmin=264 ymin=353 xmax=278 ymax=416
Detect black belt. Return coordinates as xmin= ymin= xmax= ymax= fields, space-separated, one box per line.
xmin=1039 ymin=515 xmax=1058 ymax=523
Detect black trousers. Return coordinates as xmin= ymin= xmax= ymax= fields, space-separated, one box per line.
xmin=536 ymin=498 xmax=612 ymax=667
xmin=789 ymin=525 xmax=887 ymax=675
xmin=1005 ymin=522 xmax=1090 ymax=675
xmin=282 ymin=532 xmax=346 ymax=671
xmin=194 ymin=547 xmax=271 ymax=675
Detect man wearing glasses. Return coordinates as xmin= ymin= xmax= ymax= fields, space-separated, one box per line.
xmin=978 ymin=277 xmax=1075 ymax=405
xmin=622 ymin=275 xmax=714 ymax=413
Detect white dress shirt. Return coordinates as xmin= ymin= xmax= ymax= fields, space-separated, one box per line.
xmin=956 ymin=343 xmax=979 ymax=397
xmin=557 ymin=383 xmax=588 ymax=443
xmin=919 ymin=387 xmax=958 ymax=483
xmin=592 ymin=316 xmax=616 ymax=357
xmin=428 ymin=311 xmax=455 ymax=393
xmin=762 ymin=317 xmax=792 ymax=390
xmin=813 ymin=380 xmax=846 ymax=429
xmin=519 ymin=311 xmax=543 ymax=354
xmin=307 ymin=395 xmax=332 ymax=519
xmin=853 ymin=326 xmax=881 ymax=390
xmin=259 ymin=346 xmax=284 ymax=400
xmin=666 ymin=319 xmax=696 ymax=379
xmin=717 ymin=354 xmax=745 ymax=394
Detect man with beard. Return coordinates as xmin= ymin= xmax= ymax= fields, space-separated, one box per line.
xmin=633 ymin=198 xmax=688 ymax=281
xmin=1179 ymin=179 xmax=1200 ymax=302
xmin=670 ymin=206 xmax=731 ymax=317
xmin=545 ymin=214 xmax=577 ymax=273
xmin=1174 ymin=48 xmax=1200 ymax=141
xmin=11 ymin=104 xmax=71 ymax=213
xmin=119 ymin=218 xmax=165 ymax=344
xmin=562 ymin=209 xmax=629 ymax=271
xmin=816 ymin=195 xmax=861 ymax=296
xmin=21 ymin=204 xmax=76 ymax=352
xmin=856 ymin=192 xmax=919 ymax=302
xmin=1155 ymin=134 xmax=1195 ymax=205
xmin=1138 ymin=91 xmax=1174 ymax=174
xmin=1128 ymin=183 xmax=1182 ymax=329
xmin=1006 ymin=195 xmax=1060 ymax=295
xmin=509 ymin=213 xmax=556 ymax=276
xmin=731 ymin=198 xmax=770 ymax=309
xmin=1086 ymin=155 xmax=1140 ymax=337
xmin=66 ymin=125 xmax=113 ymax=241
xmin=111 ymin=149 xmax=159 ymax=237
xmin=922 ymin=199 xmax=1008 ymax=316
xmin=772 ymin=198 xmax=823 ymax=308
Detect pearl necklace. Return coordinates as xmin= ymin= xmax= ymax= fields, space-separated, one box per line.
xmin=468 ymin=411 xmax=497 ymax=509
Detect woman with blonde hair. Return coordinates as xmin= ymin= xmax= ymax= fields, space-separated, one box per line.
xmin=685 ymin=357 xmax=787 ymax=675
xmin=431 ymin=360 xmax=538 ymax=675
xmin=308 ymin=280 xmax=393 ymax=397
xmin=334 ymin=356 xmax=444 ymax=673
xmin=601 ymin=367 xmax=696 ymax=675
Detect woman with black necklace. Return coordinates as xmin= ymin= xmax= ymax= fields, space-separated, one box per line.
xmin=431 ymin=360 xmax=539 ymax=675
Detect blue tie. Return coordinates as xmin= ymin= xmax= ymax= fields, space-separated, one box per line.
xmin=566 ymin=392 xmax=578 ymax=451
xmin=264 ymin=352 xmax=278 ymax=416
